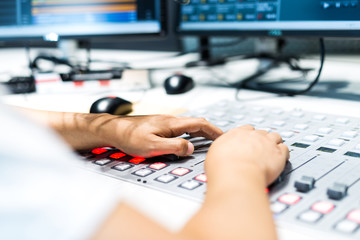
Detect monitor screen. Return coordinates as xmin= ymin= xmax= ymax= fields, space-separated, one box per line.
xmin=177 ymin=0 xmax=360 ymax=37
xmin=0 ymin=0 xmax=165 ymax=40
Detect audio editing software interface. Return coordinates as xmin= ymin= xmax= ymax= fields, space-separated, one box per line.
xmin=0 ymin=0 xmax=161 ymax=38
xmin=179 ymin=0 xmax=360 ymax=31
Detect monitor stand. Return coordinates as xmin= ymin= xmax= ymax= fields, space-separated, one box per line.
xmin=58 ymin=39 xmax=93 ymax=70
xmin=185 ymin=37 xmax=226 ymax=68
xmin=244 ymin=38 xmax=311 ymax=72
xmin=58 ymin=39 xmax=83 ymax=66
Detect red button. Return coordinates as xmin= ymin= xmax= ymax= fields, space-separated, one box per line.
xmin=311 ymin=201 xmax=335 ymax=214
xmin=278 ymin=193 xmax=302 ymax=205
xmin=195 ymin=173 xmax=207 ymax=183
xmin=149 ymin=162 xmax=167 ymax=170
xmin=91 ymin=148 xmax=108 ymax=155
xmin=129 ymin=157 xmax=146 ymax=164
xmin=109 ymin=152 xmax=126 ymax=160
xmin=171 ymin=168 xmax=191 ymax=176
xmin=347 ymin=209 xmax=360 ymax=223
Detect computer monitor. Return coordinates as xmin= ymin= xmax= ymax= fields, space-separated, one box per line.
xmin=177 ymin=0 xmax=360 ymax=94
xmin=0 ymin=0 xmax=167 ymax=92
xmin=177 ymin=0 xmax=360 ymax=37
xmin=0 ymin=0 xmax=165 ymax=41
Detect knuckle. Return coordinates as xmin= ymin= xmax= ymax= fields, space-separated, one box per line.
xmin=271 ymin=132 xmax=281 ymax=137
xmin=243 ymin=124 xmax=255 ymax=130
xmin=256 ymin=129 xmax=268 ymax=134
xmin=197 ymin=117 xmax=208 ymax=124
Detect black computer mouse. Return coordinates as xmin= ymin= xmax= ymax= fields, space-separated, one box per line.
xmin=90 ymin=96 xmax=133 ymax=115
xmin=164 ymin=74 xmax=195 ymax=94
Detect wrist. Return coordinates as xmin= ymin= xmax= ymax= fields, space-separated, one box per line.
xmin=206 ymin=161 xmax=267 ymax=196
xmin=55 ymin=112 xmax=116 ymax=150
xmin=83 ymin=113 xmax=119 ymax=146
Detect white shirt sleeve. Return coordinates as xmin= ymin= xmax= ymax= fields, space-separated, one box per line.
xmin=0 ymin=101 xmax=121 ymax=240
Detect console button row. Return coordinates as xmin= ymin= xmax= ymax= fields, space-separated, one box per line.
xmin=89 ymin=148 xmax=207 ymax=190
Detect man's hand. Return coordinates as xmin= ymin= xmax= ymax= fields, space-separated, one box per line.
xmin=14 ymin=107 xmax=223 ymax=158
xmin=94 ymin=114 xmax=223 ymax=158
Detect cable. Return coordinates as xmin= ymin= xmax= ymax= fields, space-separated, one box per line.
xmin=239 ymin=38 xmax=325 ymax=96
xmin=27 ymin=36 xmax=246 ymax=72
xmin=30 ymin=55 xmax=74 ymax=71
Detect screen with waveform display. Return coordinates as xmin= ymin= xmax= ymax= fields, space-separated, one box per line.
xmin=0 ymin=0 xmax=164 ymax=39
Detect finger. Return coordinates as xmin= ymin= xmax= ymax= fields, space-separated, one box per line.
xmin=254 ymin=129 xmax=269 ymax=135
xmin=188 ymin=132 xmax=211 ymax=138
xmin=152 ymin=137 xmax=194 ymax=156
xmin=267 ymin=132 xmax=284 ymax=144
xmin=279 ymin=143 xmax=290 ymax=161
xmin=238 ymin=125 xmax=255 ymax=130
xmin=168 ymin=117 xmax=223 ymax=140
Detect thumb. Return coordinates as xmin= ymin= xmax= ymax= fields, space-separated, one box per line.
xmin=153 ymin=137 xmax=194 ymax=156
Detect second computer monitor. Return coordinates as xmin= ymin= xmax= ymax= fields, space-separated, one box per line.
xmin=177 ymin=0 xmax=360 ymax=37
